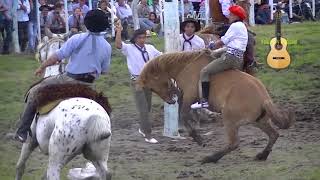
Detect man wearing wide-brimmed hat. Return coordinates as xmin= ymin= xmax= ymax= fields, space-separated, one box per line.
xmin=15 ymin=9 xmax=112 ymax=143
xmin=191 ymin=5 xmax=248 ymax=109
xmin=115 ymin=20 xmax=162 ymax=144
xmin=180 ymin=18 xmax=205 ymax=51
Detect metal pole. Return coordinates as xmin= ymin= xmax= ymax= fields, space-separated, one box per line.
xmin=12 ymin=0 xmax=20 ymax=53
xmin=64 ymin=0 xmax=69 ymax=33
xmin=289 ymin=0 xmax=293 ymax=18
xmin=180 ymin=0 xmax=184 ymax=22
xmin=88 ymin=0 xmax=93 ymax=10
xmin=312 ymin=0 xmax=315 ymax=17
xmin=110 ymin=0 xmax=115 ymax=37
xmin=36 ymin=0 xmax=41 ymax=42
xmin=249 ymin=0 xmax=255 ymax=26
xmin=131 ymin=0 xmax=140 ymax=30
xmin=163 ymin=0 xmax=181 ymax=138
xmin=205 ymin=0 xmax=210 ymax=25
xmin=269 ymin=0 xmax=273 ymax=20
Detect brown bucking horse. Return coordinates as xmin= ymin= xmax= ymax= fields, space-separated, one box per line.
xmin=137 ymin=49 xmax=295 ymax=163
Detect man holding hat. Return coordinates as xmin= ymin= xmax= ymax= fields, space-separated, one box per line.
xmin=180 ymin=18 xmax=205 ymax=52
xmin=15 ymin=9 xmax=112 ymax=143
xmin=115 ymin=20 xmax=161 ymax=144
xmin=191 ymin=5 xmax=248 ymax=109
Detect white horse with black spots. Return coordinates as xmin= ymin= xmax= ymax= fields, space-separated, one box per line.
xmin=15 ymin=35 xmax=112 ymax=180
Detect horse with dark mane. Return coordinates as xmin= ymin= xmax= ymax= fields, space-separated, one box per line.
xmin=137 ymin=49 xmax=295 ymax=163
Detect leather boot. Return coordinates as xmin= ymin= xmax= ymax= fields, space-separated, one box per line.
xmin=15 ymin=102 xmax=37 ymax=143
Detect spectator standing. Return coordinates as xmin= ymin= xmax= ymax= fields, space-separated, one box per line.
xmin=68 ymin=7 xmax=85 ymax=33
xmin=39 ymin=5 xmax=52 ymax=36
xmin=137 ymin=0 xmax=157 ymax=31
xmin=47 ymin=3 xmax=66 ymax=34
xmin=73 ymin=0 xmax=89 ymax=16
xmin=0 ymin=0 xmax=13 ymax=54
xmin=115 ymin=22 xmax=162 ymax=144
xmin=17 ymin=0 xmax=31 ymax=52
xmin=255 ymin=3 xmax=271 ymax=24
xmin=28 ymin=0 xmax=38 ymax=53
xmin=116 ymin=0 xmax=133 ymax=40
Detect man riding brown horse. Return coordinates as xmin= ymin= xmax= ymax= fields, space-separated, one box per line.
xmin=206 ymin=0 xmax=257 ymax=74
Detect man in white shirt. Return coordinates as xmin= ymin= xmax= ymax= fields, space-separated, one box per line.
xmin=180 ymin=18 xmax=205 ymax=52
xmin=191 ymin=5 xmax=248 ymax=109
xmin=17 ymin=0 xmax=31 ymax=52
xmin=115 ymin=21 xmax=162 ymax=144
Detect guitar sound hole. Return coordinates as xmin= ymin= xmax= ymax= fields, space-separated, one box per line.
xmin=275 ymin=44 xmax=283 ymax=50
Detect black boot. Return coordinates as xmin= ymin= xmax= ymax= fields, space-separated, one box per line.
xmin=15 ymin=103 xmax=37 ymax=143
xmin=201 ymin=81 xmax=210 ymax=102
xmin=191 ymin=81 xmax=210 ymax=109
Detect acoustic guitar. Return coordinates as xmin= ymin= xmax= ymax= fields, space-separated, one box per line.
xmin=267 ymin=5 xmax=291 ymax=69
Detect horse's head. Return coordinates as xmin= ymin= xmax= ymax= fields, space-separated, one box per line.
xmin=137 ymin=60 xmax=178 ymax=104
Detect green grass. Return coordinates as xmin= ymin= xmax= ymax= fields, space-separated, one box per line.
xmin=0 ymin=22 xmax=319 ymax=179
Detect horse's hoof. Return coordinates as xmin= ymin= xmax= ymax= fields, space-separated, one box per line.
xmin=254 ymin=152 xmax=268 ymax=161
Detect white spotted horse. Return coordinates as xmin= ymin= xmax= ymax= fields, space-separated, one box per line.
xmin=15 ymin=83 xmax=112 ymax=180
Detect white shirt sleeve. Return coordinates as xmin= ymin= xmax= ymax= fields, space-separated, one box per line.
xmin=120 ymin=42 xmax=130 ymax=56
xmin=220 ymin=23 xmax=236 ymax=45
xmin=219 ymin=0 xmax=231 ymax=18
xmin=150 ymin=45 xmax=162 ymax=57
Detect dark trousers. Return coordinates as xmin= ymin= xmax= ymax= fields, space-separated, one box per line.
xmin=2 ymin=19 xmax=13 ymax=54
xmin=131 ymin=80 xmax=152 ymax=138
xmin=192 ymin=2 xmax=201 ymax=13
xmin=18 ymin=21 xmax=29 ymax=52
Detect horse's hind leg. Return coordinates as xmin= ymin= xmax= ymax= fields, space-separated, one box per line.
xmin=202 ymin=118 xmax=240 ymax=164
xmin=254 ymin=118 xmax=279 ymax=161
xmin=84 ymin=138 xmax=111 ymax=180
xmin=16 ymin=137 xmax=38 ymax=180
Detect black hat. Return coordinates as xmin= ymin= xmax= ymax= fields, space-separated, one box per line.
xmin=84 ymin=9 xmax=109 ymax=32
xmin=39 ymin=4 xmax=53 ymax=11
xmin=180 ymin=18 xmax=201 ymax=33
xmin=130 ymin=29 xmax=147 ymax=44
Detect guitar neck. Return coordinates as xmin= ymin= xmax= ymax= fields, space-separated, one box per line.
xmin=275 ymin=7 xmax=282 ymax=44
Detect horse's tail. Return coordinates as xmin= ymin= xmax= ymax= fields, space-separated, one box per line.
xmin=86 ymin=114 xmax=111 ymax=142
xmin=263 ymin=100 xmax=295 ymax=129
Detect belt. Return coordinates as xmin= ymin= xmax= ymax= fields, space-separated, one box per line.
xmin=66 ymin=72 xmax=95 ymax=83
xmin=130 ymin=74 xmax=139 ymax=81
xmin=226 ymin=47 xmax=244 ymax=59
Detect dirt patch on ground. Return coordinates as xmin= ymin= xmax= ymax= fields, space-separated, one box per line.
xmin=104 ymin=91 xmax=320 ymax=180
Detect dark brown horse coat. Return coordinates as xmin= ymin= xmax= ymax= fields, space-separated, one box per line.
xmin=137 ymin=50 xmax=295 ymax=163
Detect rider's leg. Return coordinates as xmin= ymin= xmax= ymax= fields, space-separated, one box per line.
xmin=191 ymin=54 xmax=243 ymax=109
xmin=15 ymin=74 xmax=93 ymax=143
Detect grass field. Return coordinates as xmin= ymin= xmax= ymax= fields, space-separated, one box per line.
xmin=0 ymin=22 xmax=319 ymax=180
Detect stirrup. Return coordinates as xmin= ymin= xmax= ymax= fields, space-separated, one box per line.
xmin=191 ymin=101 xmax=209 ymax=109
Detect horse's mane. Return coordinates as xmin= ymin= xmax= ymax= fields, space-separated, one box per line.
xmin=144 ymin=49 xmax=211 ymax=75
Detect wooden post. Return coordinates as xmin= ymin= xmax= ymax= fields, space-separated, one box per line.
xmin=88 ymin=0 xmax=93 ymax=10
xmin=131 ymin=0 xmax=140 ymax=30
xmin=163 ymin=0 xmax=181 ymax=138
xmin=110 ymin=0 xmax=116 ymax=37
xmin=312 ymin=0 xmax=315 ymax=17
xmin=12 ymin=0 xmax=20 ymax=53
xmin=205 ymin=0 xmax=210 ymax=25
xmin=180 ymin=0 xmax=185 ymax=22
xmin=159 ymin=0 xmax=164 ymax=34
xmin=269 ymin=0 xmax=273 ymax=20
xmin=289 ymin=0 xmax=293 ymax=18
xmin=37 ymin=0 xmax=41 ymax=42
xmin=249 ymin=0 xmax=255 ymax=26
xmin=64 ymin=0 xmax=69 ymax=33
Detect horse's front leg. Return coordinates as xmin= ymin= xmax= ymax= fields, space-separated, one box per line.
xmin=16 ymin=134 xmax=38 ymax=180
xmin=180 ymin=104 xmax=204 ymax=146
